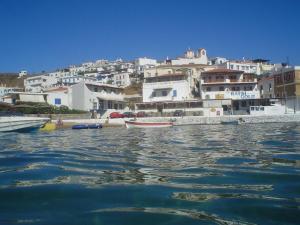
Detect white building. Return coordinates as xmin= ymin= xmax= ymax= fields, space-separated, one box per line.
xmin=0 ymin=87 xmax=23 ymax=98
xmin=18 ymin=70 xmax=28 ymax=77
xmin=135 ymin=57 xmax=157 ymax=74
xmin=218 ymin=59 xmax=275 ymax=75
xmin=71 ymin=81 xmax=126 ymax=114
xmin=200 ymin=68 xmax=260 ymax=113
xmin=45 ymin=87 xmax=72 ymax=108
xmin=114 ymin=72 xmax=132 ymax=87
xmin=200 ymin=68 xmax=260 ymax=100
xmin=209 ymin=57 xmax=228 ymax=65
xmin=24 ymin=75 xmax=58 ymax=92
xmin=168 ymin=48 xmax=208 ymax=65
xmin=220 ymin=60 xmax=259 ymax=74
xmin=61 ymin=75 xmax=96 ymax=86
xmin=143 ymin=73 xmax=192 ymax=103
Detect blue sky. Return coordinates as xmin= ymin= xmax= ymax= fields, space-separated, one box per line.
xmin=0 ymin=0 xmax=299 ymax=73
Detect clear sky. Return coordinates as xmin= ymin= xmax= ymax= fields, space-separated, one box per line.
xmin=0 ymin=0 xmax=299 ymax=73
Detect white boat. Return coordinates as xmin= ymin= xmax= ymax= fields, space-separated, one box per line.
xmin=0 ymin=116 xmax=49 ymax=132
xmin=125 ymin=120 xmax=173 ymax=128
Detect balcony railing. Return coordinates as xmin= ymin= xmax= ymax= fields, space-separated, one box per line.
xmin=203 ymin=79 xmax=256 ymax=84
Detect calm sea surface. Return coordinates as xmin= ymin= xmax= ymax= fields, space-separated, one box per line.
xmin=0 ymin=123 xmax=300 ymax=225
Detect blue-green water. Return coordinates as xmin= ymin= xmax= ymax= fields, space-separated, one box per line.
xmin=0 ymin=124 xmax=300 ymax=225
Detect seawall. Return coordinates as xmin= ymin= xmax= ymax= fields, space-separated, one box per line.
xmin=55 ymin=114 xmax=300 ymax=127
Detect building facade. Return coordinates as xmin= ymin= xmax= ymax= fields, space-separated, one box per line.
xmin=143 ymin=74 xmax=192 ymax=103
xmin=71 ymin=81 xmax=126 ymax=114
xmin=273 ymin=66 xmax=300 ymax=98
xmin=200 ymin=68 xmax=260 ymax=113
xmin=258 ymin=75 xmax=275 ymax=99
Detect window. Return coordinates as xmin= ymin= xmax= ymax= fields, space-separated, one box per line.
xmin=206 ymin=87 xmax=211 ymax=92
xmin=219 ymin=86 xmax=224 ymax=91
xmin=230 ymin=65 xmax=234 ymax=69
xmin=162 ymin=90 xmax=168 ymax=96
xmin=54 ymin=98 xmax=61 ymax=105
xmin=236 ymin=65 xmax=240 ymax=70
xmin=93 ymin=102 xmax=97 ymax=110
xmin=241 ymin=101 xmax=247 ymax=107
xmin=236 ymin=86 xmax=240 ymax=91
xmin=152 ymin=91 xmax=156 ymax=97
xmin=173 ymin=90 xmax=177 ymax=97
xmin=108 ymin=101 xmax=113 ymax=109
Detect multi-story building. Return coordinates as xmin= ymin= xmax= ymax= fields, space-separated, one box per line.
xmin=218 ymin=59 xmax=275 ymax=75
xmin=61 ymin=75 xmax=96 ymax=86
xmin=200 ymin=68 xmax=260 ymax=113
xmin=142 ymin=73 xmax=192 ymax=103
xmin=71 ymin=81 xmax=126 ymax=115
xmin=273 ymin=66 xmax=300 ymax=113
xmin=273 ymin=66 xmax=300 ymax=98
xmin=135 ymin=57 xmax=157 ymax=74
xmin=136 ymin=66 xmax=223 ymax=116
xmin=114 ymin=71 xmax=132 ymax=87
xmin=24 ymin=74 xmax=58 ymax=92
xmin=258 ymin=75 xmax=275 ymax=99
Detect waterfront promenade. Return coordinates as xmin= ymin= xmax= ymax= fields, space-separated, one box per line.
xmin=54 ymin=114 xmax=300 ymax=128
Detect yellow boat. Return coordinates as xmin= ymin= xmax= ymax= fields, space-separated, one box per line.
xmin=39 ymin=122 xmax=56 ymax=131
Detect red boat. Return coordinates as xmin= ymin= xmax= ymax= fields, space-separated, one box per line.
xmin=125 ymin=120 xmax=173 ymax=128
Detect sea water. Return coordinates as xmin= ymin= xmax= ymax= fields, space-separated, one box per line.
xmin=0 ymin=123 xmax=299 ymax=224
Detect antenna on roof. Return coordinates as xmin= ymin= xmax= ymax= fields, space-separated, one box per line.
xmin=286 ymin=56 xmax=290 ymax=66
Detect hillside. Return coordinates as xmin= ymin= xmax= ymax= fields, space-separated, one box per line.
xmin=0 ymin=73 xmax=25 ymax=88
xmin=123 ymin=82 xmax=142 ymax=95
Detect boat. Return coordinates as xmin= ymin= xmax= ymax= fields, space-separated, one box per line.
xmin=221 ymin=120 xmax=239 ymax=125
xmin=72 ymin=123 xmax=102 ymax=129
xmin=0 ymin=116 xmax=49 ymax=132
xmin=39 ymin=122 xmax=56 ymax=131
xmin=125 ymin=120 xmax=173 ymax=128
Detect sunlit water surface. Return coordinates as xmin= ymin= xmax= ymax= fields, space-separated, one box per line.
xmin=0 ymin=123 xmax=300 ymax=225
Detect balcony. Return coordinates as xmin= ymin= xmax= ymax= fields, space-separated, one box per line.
xmin=202 ymin=79 xmax=256 ymax=85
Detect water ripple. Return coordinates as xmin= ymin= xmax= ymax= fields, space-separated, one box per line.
xmin=0 ymin=124 xmax=300 ymax=224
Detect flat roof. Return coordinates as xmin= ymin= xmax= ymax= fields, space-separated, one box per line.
xmin=202 ymin=68 xmax=243 ymax=74
xmin=85 ymin=81 xmax=124 ymax=90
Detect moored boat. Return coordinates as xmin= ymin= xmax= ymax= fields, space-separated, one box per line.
xmin=125 ymin=120 xmax=173 ymax=128
xmin=72 ymin=123 xmax=102 ymax=129
xmin=0 ymin=116 xmax=49 ymax=132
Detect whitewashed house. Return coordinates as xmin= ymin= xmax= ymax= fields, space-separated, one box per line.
xmin=135 ymin=57 xmax=157 ymax=74
xmin=24 ymin=74 xmax=58 ymax=92
xmin=71 ymin=81 xmax=126 ymax=115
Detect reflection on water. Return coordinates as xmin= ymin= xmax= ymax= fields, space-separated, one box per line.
xmin=0 ymin=123 xmax=300 ymax=224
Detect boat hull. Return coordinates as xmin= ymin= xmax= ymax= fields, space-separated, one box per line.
xmin=125 ymin=121 xmax=173 ymax=128
xmin=0 ymin=117 xmax=49 ymax=132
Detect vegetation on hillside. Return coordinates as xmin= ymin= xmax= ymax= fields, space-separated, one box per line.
xmin=0 ymin=74 xmax=25 ymax=88
xmin=0 ymin=101 xmax=87 ymax=114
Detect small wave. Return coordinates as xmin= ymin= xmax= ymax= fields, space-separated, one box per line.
xmin=90 ymin=207 xmax=256 ymax=225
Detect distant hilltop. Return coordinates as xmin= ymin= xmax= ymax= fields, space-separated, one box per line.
xmin=0 ymin=73 xmax=25 ymax=88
